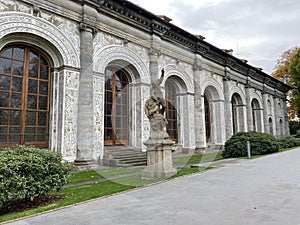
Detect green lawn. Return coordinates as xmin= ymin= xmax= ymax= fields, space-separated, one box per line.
xmin=0 ymin=167 xmax=210 ymax=223
xmin=173 ymin=151 xmax=223 ymax=164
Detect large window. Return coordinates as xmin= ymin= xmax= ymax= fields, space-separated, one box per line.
xmin=104 ymin=67 xmax=129 ymax=145
xmin=0 ymin=46 xmax=50 ymax=148
xmin=165 ymin=79 xmax=178 ymax=142
xmin=204 ymin=95 xmax=211 ymax=142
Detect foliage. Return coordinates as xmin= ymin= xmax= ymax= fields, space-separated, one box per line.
xmin=289 ymin=48 xmax=300 ymax=117
xmin=272 ymin=46 xmax=298 ymax=120
xmin=296 ymin=130 xmax=300 ymax=138
xmin=289 ymin=120 xmax=300 ymax=135
xmin=223 ymin=131 xmax=280 ymax=158
xmin=277 ymin=136 xmax=300 ymax=149
xmin=0 ymin=146 xmax=70 ymax=208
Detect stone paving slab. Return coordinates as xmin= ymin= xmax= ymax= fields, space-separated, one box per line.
xmin=5 ymin=148 xmax=300 ymax=225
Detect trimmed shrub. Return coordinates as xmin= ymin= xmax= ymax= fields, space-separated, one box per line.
xmin=223 ymin=131 xmax=280 ymax=158
xmin=277 ymin=136 xmax=300 ymax=149
xmin=0 ymin=145 xmax=70 ymax=207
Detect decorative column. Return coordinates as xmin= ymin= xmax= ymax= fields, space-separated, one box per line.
xmin=262 ymin=88 xmax=269 ymax=134
xmin=245 ymin=82 xmax=253 ymax=131
xmin=74 ymin=5 xmax=97 ymax=168
xmin=223 ymin=67 xmax=233 ymax=139
xmin=193 ymin=55 xmax=206 ymax=150
xmin=282 ymin=96 xmax=290 ymax=135
xmin=273 ymin=94 xmax=280 ymax=136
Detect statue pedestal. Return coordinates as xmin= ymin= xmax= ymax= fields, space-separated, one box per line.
xmin=142 ymin=139 xmax=177 ymax=179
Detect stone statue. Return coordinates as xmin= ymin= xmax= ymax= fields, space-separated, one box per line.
xmin=145 ymin=69 xmax=169 ymax=139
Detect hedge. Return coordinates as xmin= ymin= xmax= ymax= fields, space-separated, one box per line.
xmin=223 ymin=131 xmax=280 ymax=158
xmin=0 ymin=145 xmax=70 ymax=207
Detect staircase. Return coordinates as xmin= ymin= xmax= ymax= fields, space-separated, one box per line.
xmin=103 ymin=146 xmax=147 ymax=167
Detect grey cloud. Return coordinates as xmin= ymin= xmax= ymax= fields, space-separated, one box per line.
xmin=170 ymin=0 xmax=300 ymax=73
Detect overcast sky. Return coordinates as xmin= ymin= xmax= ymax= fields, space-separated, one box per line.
xmin=130 ymin=0 xmax=299 ymax=74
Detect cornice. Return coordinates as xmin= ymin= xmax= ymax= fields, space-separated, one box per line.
xmin=84 ymin=0 xmax=291 ymax=93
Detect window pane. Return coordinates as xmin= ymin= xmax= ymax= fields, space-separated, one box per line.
xmin=10 ymin=110 xmax=21 ymax=126
xmin=40 ymin=55 xmax=48 ymax=65
xmin=0 ymin=58 xmax=12 ymax=74
xmin=25 ymin=127 xmax=36 ymax=142
xmin=10 ymin=94 xmax=22 ymax=109
xmin=37 ymin=127 xmax=47 ymax=142
xmin=29 ymin=64 xmax=38 ymax=78
xmin=0 ymin=93 xmax=9 ymax=108
xmin=29 ymin=51 xmax=39 ymax=63
xmin=28 ymin=79 xmax=38 ymax=94
xmin=27 ymin=95 xmax=37 ymax=109
xmin=0 ymin=110 xmax=8 ymax=125
xmin=12 ymin=77 xmax=23 ymax=92
xmin=13 ymin=48 xmax=25 ymax=61
xmin=9 ymin=127 xmax=20 ymax=142
xmin=38 ymin=112 xmax=47 ymax=126
xmin=0 ymin=128 xmax=7 ymax=142
xmin=1 ymin=48 xmax=12 ymax=58
xmin=39 ymin=81 xmax=48 ymax=95
xmin=39 ymin=96 xmax=48 ymax=110
xmin=40 ymin=65 xmax=48 ymax=80
xmin=13 ymin=61 xmax=24 ymax=75
xmin=0 ymin=75 xmax=10 ymax=91
xmin=26 ymin=111 xmax=37 ymax=126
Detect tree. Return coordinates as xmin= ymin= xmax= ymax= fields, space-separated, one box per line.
xmin=289 ymin=48 xmax=300 ymax=118
xmin=272 ymin=46 xmax=298 ymax=120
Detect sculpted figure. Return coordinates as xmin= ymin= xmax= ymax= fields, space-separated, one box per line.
xmin=145 ymin=69 xmax=169 ymax=139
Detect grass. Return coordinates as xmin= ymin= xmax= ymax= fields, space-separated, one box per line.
xmin=0 ymin=167 xmax=210 ymax=223
xmin=173 ymin=151 xmax=223 ymax=165
xmin=69 ymin=167 xmax=142 ymax=184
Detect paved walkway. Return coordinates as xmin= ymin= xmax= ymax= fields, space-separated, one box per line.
xmin=6 ymin=148 xmax=300 ymax=225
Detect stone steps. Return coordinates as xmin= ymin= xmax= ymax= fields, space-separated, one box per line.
xmin=103 ymin=146 xmax=147 ymax=167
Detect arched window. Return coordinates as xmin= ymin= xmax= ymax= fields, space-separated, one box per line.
xmin=269 ymin=118 xmax=273 ymax=135
xmin=0 ymin=46 xmax=51 ymax=148
xmin=104 ymin=67 xmax=129 ymax=145
xmin=204 ymin=95 xmax=211 ymax=142
xmin=165 ymin=79 xmax=178 ymax=142
xmin=251 ymin=99 xmax=262 ymax=132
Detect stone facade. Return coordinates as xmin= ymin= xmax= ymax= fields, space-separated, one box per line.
xmin=0 ymin=0 xmax=290 ymax=162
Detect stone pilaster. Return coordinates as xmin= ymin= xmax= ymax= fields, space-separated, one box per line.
xmin=262 ymin=90 xmax=269 ymax=134
xmin=149 ymin=34 xmax=161 ymax=82
xmin=193 ymin=55 xmax=206 ymax=150
xmin=282 ymin=97 xmax=290 ymax=135
xmin=75 ymin=5 xmax=97 ymax=167
xmin=223 ymin=67 xmax=233 ymax=139
xmin=245 ymin=84 xmax=253 ymax=131
xmin=273 ymin=96 xmax=280 ymax=136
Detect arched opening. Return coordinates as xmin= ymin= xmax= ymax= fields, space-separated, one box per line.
xmin=0 ymin=46 xmax=51 ymax=148
xmin=204 ymin=95 xmax=211 ymax=142
xmin=104 ymin=67 xmax=129 ymax=145
xmin=267 ymin=99 xmax=272 ymax=116
xmin=231 ymin=93 xmax=244 ymax=134
xmin=251 ymin=98 xmax=262 ymax=132
xmin=165 ymin=79 xmax=178 ymax=142
xmin=269 ymin=118 xmax=273 ymax=135
xmin=279 ymin=119 xmax=284 ymax=136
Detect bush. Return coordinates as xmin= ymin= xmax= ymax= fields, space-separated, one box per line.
xmin=223 ymin=131 xmax=280 ymax=158
xmin=296 ymin=130 xmax=300 ymax=138
xmin=277 ymin=136 xmax=300 ymax=149
xmin=0 ymin=145 xmax=70 ymax=207
xmin=289 ymin=121 xmax=300 ymax=135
